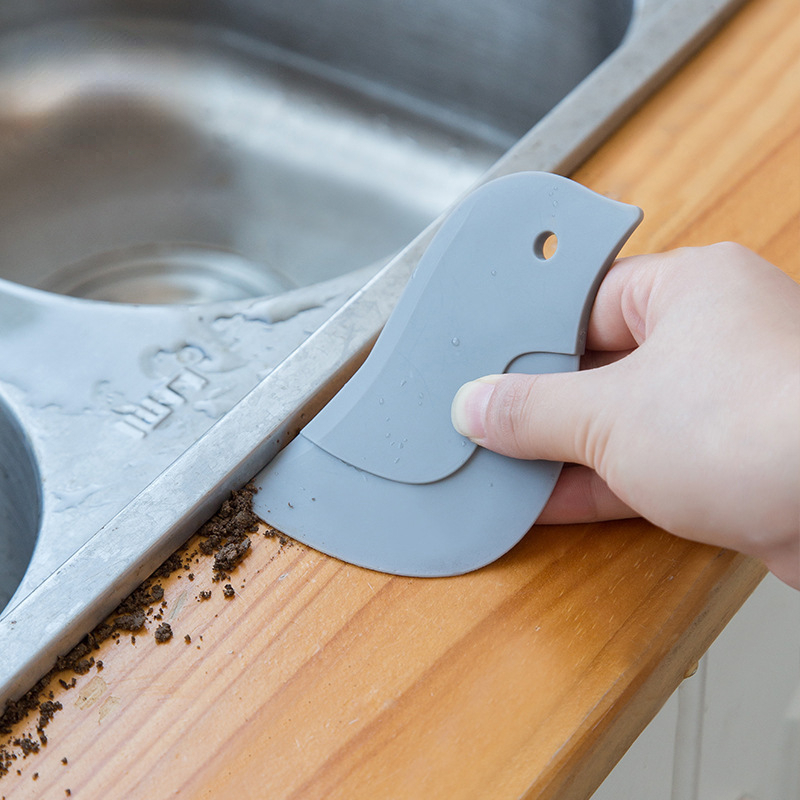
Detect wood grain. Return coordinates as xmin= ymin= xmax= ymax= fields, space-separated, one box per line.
xmin=2 ymin=0 xmax=797 ymax=797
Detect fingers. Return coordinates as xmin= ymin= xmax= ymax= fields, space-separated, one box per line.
xmin=585 ymin=252 xmax=671 ymax=351
xmin=451 ymin=370 xmax=612 ymax=465
xmin=587 ymin=245 xmax=759 ymax=352
xmin=449 ymin=252 xmax=678 ymax=463
xmin=449 ymin=248 xmax=707 ymax=475
xmin=449 ymin=253 xmax=674 ymax=467
xmin=536 ymin=465 xmax=637 ymax=524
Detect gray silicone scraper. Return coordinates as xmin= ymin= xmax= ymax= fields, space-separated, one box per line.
xmin=252 ymin=172 xmax=642 ymax=576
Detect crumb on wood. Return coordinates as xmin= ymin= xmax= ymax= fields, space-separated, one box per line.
xmin=0 ymin=484 xmax=266 ymax=770
xmin=154 ymin=623 xmax=173 ymax=644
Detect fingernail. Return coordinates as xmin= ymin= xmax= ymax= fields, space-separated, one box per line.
xmin=451 ymin=376 xmax=501 ymax=441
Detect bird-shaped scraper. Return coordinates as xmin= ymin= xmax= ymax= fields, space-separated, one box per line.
xmin=252 ymin=172 xmax=642 ymax=576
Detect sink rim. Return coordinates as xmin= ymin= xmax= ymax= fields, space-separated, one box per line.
xmin=0 ymin=0 xmax=749 ymax=709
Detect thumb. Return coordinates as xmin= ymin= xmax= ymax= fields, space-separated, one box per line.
xmin=450 ymin=371 xmax=609 ymax=465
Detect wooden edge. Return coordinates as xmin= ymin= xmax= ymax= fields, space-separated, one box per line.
xmin=534 ymin=552 xmax=766 ymax=799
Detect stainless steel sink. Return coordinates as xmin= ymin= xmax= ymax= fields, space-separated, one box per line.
xmin=0 ymin=0 xmax=747 ymax=706
xmin=0 ymin=0 xmax=632 ymax=300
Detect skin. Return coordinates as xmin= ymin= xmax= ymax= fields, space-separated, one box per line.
xmin=451 ymin=243 xmax=800 ymax=589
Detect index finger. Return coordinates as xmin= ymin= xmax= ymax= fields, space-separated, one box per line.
xmin=586 ymin=252 xmax=670 ymax=351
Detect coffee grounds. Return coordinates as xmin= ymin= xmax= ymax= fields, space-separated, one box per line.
xmin=198 ymin=485 xmax=259 ymax=555
xmin=111 ymin=612 xmax=146 ymax=633
xmin=262 ymin=523 xmax=294 ymax=549
xmin=198 ymin=485 xmax=258 ymax=583
xmin=153 ymin=623 xmax=172 ymax=644
xmin=213 ymin=539 xmax=251 ymax=574
xmin=0 ymin=673 xmax=54 ymax=739
xmin=152 ymin=554 xmax=183 ymax=580
xmin=11 ymin=736 xmax=37 ymax=757
xmin=0 ymin=483 xmax=274 ymax=779
xmin=36 ymin=702 xmax=61 ymax=733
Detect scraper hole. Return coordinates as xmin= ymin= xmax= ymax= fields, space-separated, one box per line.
xmin=533 ymin=231 xmax=558 ymax=260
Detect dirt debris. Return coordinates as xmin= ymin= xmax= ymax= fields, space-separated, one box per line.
xmin=199 ymin=483 xmax=258 ymax=580
xmin=213 ymin=538 xmax=251 ymax=574
xmin=154 ymin=623 xmax=173 ymax=644
xmin=112 ymin=611 xmax=146 ymax=633
xmin=12 ymin=735 xmax=38 ymax=758
xmin=0 ymin=483 xmax=283 ymax=782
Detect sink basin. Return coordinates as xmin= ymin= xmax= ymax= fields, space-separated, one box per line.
xmin=0 ymin=1 xmax=631 ymax=301
xmin=0 ymin=0 xmax=747 ymax=706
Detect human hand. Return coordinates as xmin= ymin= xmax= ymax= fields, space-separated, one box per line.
xmin=451 ymin=243 xmax=800 ymax=588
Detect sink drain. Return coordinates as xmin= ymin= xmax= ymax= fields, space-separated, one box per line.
xmin=39 ymin=243 xmax=296 ymax=305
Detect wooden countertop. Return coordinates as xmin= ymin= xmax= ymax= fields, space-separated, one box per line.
xmin=2 ymin=0 xmax=798 ymax=797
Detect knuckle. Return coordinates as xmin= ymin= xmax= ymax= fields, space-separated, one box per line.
xmin=485 ymin=375 xmax=540 ymax=457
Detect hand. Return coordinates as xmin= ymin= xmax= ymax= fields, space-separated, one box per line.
xmin=451 ymin=243 xmax=800 ymax=588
